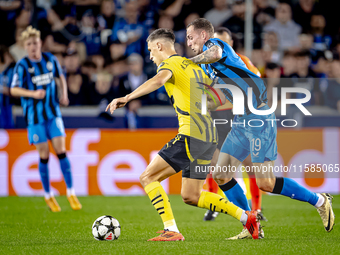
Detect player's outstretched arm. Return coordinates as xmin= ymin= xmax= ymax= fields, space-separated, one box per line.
xmin=190 ymin=45 xmax=222 ymax=64
xmin=56 ymin=74 xmax=69 ymax=106
xmin=11 ymin=87 xmax=46 ymax=99
xmin=106 ymin=69 xmax=172 ymax=114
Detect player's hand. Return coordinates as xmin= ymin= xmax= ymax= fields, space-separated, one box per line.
xmin=106 ymin=96 xmax=128 ymax=114
xmin=32 ymin=89 xmax=46 ymax=99
xmin=59 ymin=95 xmax=69 ymax=106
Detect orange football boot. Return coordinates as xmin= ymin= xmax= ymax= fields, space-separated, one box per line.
xmin=67 ymin=195 xmax=82 ymax=210
xmin=244 ymin=210 xmax=260 ymax=239
xmin=45 ymin=196 xmax=61 ymax=212
xmin=148 ymin=231 xmax=185 ymax=241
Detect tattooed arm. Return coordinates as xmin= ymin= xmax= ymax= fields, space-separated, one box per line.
xmin=190 ymin=45 xmax=223 ymax=64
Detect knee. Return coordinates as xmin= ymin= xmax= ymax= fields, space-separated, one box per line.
xmin=139 ymin=171 xmax=150 ymax=187
xmin=181 ymin=192 xmax=200 ymax=206
xmin=256 ymin=178 xmax=275 ymax=192
xmin=212 ymin=171 xmax=231 ymax=185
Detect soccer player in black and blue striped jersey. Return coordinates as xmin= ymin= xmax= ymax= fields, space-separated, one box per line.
xmin=10 ymin=26 xmax=81 ymax=212
xmin=186 ymin=18 xmax=334 ymax=238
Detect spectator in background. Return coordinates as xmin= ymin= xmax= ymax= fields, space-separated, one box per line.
xmin=222 ymin=0 xmax=263 ymax=49
xmin=264 ymin=62 xmax=287 ymax=108
xmin=10 ymin=27 xmax=27 ymax=62
xmin=138 ymin=0 xmax=160 ymax=31
xmin=324 ymin=54 xmax=340 ymax=112
xmin=264 ymin=2 xmax=301 ymax=51
xmin=310 ymin=14 xmax=332 ymax=52
xmin=162 ymin=0 xmax=212 ymax=31
xmin=80 ymin=9 xmax=102 ymax=56
xmin=88 ymin=71 xmax=115 ymax=105
xmin=281 ymin=51 xmax=296 ymax=77
xmin=81 ymin=60 xmax=97 ymax=83
xmin=67 ymin=73 xmax=90 ymax=106
xmin=118 ymin=53 xmax=148 ymax=129
xmin=293 ymin=0 xmax=316 ymax=33
xmin=97 ymin=0 xmax=116 ymax=30
xmin=204 ymin=0 xmax=232 ymax=28
xmin=64 ymin=48 xmax=81 ymax=74
xmin=299 ymin=33 xmax=313 ymax=51
xmin=0 ymin=0 xmax=22 ymax=46
xmin=111 ymin=1 xmax=148 ymax=57
xmin=289 ymin=50 xmax=321 ymax=105
xmin=0 ymin=46 xmax=16 ymax=128
xmin=262 ymin=31 xmax=280 ymax=63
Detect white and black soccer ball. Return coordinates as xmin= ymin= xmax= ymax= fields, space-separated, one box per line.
xmin=92 ymin=215 xmax=120 ymax=241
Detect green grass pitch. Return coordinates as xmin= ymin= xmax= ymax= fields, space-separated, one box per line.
xmin=1 ymin=195 xmax=339 ymax=254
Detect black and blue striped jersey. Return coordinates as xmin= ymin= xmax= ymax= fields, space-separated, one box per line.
xmin=11 ymin=52 xmax=63 ymax=126
xmin=200 ymin=38 xmax=267 ymax=115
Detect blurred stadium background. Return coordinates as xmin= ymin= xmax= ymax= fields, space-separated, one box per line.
xmin=1 ymin=0 xmax=340 ymax=197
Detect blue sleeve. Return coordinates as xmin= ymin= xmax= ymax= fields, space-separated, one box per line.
xmin=111 ymin=18 xmax=125 ymax=43
xmin=11 ymin=62 xmax=25 ymax=88
xmin=52 ymin=55 xmax=63 ymax=78
xmin=202 ymin=38 xmax=225 ymax=52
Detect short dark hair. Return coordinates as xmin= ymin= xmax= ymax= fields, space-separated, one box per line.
xmin=215 ymin=27 xmax=232 ymax=38
xmin=187 ymin=18 xmax=214 ymax=37
xmin=147 ymin=28 xmax=175 ymax=43
xmin=294 ymin=50 xmax=310 ymax=58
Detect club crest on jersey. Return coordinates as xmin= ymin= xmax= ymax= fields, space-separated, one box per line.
xmin=46 ymin=61 xmax=53 ymax=71
xmin=205 ymin=41 xmax=214 ymax=49
xmin=28 ymin=67 xmax=35 ymax=73
xmin=32 ymin=72 xmax=53 ymax=86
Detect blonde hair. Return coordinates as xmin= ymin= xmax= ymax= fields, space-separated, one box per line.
xmin=20 ymin=26 xmax=41 ymax=41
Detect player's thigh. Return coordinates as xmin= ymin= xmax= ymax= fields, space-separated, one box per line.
xmin=253 ymin=161 xmax=276 ymax=192
xmin=181 ymin=177 xmax=205 ymax=206
xmin=212 ymin=152 xmax=242 ymax=184
xmin=51 ymin=136 xmax=66 ymax=154
xmin=34 ymin=142 xmax=50 ymax=159
xmin=139 ymin=155 xmax=177 ymax=188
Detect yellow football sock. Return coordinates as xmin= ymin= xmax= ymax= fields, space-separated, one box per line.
xmin=144 ymin=182 xmax=176 ymax=229
xmin=242 ymin=169 xmax=252 ymax=200
xmin=198 ymin=191 xmax=243 ymax=221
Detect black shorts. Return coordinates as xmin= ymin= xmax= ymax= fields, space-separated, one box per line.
xmin=210 ymin=109 xmax=233 ymax=150
xmin=158 ymin=134 xmax=217 ymax=180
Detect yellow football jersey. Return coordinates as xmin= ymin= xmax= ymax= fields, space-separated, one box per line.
xmin=157 ymin=54 xmax=217 ymax=143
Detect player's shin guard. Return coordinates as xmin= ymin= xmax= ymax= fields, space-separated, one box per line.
xmin=272 ymin=177 xmax=319 ymax=206
xmin=39 ymin=158 xmax=50 ymax=194
xmin=144 ymin=182 xmax=178 ymax=232
xmin=198 ymin=191 xmax=243 ymax=221
xmin=249 ymin=176 xmax=262 ymax=210
xmin=219 ymin=178 xmax=251 ymax=211
xmin=58 ymin=153 xmax=73 ymax=189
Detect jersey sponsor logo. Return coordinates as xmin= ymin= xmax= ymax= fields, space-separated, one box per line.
xmin=46 ymin=61 xmax=53 ymax=71
xmin=31 ymin=72 xmax=54 ymax=86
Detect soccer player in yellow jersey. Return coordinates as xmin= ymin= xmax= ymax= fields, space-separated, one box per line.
xmin=106 ymin=28 xmax=261 ymax=241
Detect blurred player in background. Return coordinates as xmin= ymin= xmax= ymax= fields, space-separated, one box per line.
xmin=10 ymin=26 xmax=82 ymax=212
xmin=107 ymin=28 xmax=262 ymax=241
xmin=0 ymin=46 xmax=16 ymax=129
xmin=203 ymin=27 xmax=266 ymax=222
xmin=187 ymin=18 xmax=334 ymax=239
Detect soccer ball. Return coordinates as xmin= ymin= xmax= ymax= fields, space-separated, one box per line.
xmin=92 ymin=215 xmax=121 ymax=241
